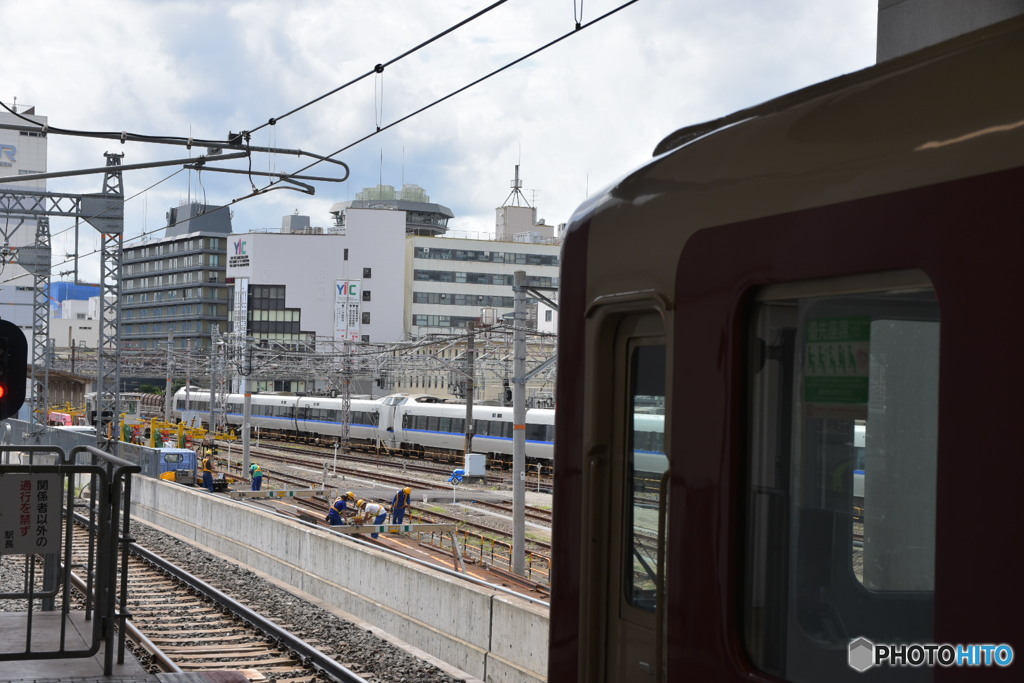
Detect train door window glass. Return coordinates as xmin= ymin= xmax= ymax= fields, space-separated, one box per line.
xmin=625 ymin=343 xmax=668 ymax=611
xmin=744 ymin=273 xmax=938 ymax=682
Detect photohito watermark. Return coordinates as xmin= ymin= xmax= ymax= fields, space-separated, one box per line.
xmin=849 ymin=637 xmax=1014 ymax=672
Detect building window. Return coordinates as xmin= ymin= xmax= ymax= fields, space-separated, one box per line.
xmin=361 ymin=334 xmax=370 ymax=343
xmin=362 ymin=290 xmax=371 ymax=301
xmin=544 ymin=310 xmax=553 ymax=322
xmin=363 ymin=267 xmax=372 ymax=278
xmin=362 ymin=312 xmax=371 ymax=325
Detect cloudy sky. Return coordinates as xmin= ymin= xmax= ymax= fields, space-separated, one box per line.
xmin=3 ymin=0 xmax=876 ymax=283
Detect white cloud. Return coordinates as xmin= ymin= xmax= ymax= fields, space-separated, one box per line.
xmin=3 ymin=0 xmax=876 ymax=282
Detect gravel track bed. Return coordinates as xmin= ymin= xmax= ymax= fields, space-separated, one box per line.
xmin=129 ymin=520 xmax=465 ymax=682
xmin=0 ymin=525 xmax=464 ymax=682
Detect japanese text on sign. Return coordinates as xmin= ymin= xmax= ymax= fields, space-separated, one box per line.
xmin=0 ymin=474 xmax=62 ymax=555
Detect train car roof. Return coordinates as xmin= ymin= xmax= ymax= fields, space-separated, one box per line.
xmin=566 ymin=15 xmax=1024 ymax=306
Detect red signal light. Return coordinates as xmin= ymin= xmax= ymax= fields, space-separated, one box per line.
xmin=0 ymin=385 xmax=5 ymax=399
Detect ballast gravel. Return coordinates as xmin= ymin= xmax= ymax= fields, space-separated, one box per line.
xmin=128 ymin=520 xmax=466 ymax=682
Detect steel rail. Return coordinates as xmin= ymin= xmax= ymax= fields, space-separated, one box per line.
xmin=128 ymin=541 xmax=368 ymax=682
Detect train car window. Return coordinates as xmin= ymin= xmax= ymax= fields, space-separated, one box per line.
xmin=626 ymin=344 xmax=667 ymax=611
xmin=745 ymin=273 xmax=938 ymax=682
xmin=439 ymin=417 xmax=451 ymax=432
xmin=526 ymin=423 xmax=546 ymax=441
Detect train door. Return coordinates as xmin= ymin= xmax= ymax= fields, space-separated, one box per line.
xmin=377 ymin=395 xmax=405 ymax=450
xmin=587 ymin=313 xmax=669 ymax=681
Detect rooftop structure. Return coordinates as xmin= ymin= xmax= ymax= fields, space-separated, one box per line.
xmin=329 ymin=184 xmax=454 ymax=237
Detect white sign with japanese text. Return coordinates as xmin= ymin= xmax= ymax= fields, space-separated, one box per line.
xmin=0 ymin=474 xmax=62 ymax=555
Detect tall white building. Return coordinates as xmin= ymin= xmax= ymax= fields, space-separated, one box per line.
xmin=226 ymin=184 xmax=561 ymax=393
xmin=227 ymin=208 xmax=407 ymax=348
xmin=407 ymin=234 xmax=558 ymax=336
xmin=0 ymin=104 xmax=48 ymax=330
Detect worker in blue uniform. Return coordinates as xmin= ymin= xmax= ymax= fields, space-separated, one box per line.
xmin=447 ymin=468 xmax=465 ymax=485
xmin=391 ymin=486 xmax=412 ymax=524
xmin=326 ymin=493 xmax=352 ymax=525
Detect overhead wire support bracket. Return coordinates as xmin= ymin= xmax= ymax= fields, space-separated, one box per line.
xmin=182 ymin=164 xmax=340 ymax=189
xmin=0 ymin=151 xmax=251 ymax=185
xmin=0 ymin=120 xmax=350 ymax=182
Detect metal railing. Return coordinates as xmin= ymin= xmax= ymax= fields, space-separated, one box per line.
xmin=0 ymin=440 xmax=140 ymax=675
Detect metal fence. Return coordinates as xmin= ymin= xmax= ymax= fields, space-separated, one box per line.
xmin=0 ymin=431 xmax=140 ymax=676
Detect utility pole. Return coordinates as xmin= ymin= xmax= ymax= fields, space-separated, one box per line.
xmin=341 ymin=339 xmax=352 ymax=451
xmin=241 ymin=374 xmax=251 ymax=473
xmin=463 ymin=322 xmax=476 ymax=457
xmin=240 ymin=335 xmax=252 ymax=474
xmin=185 ymin=339 xmax=192 ymax=418
xmin=164 ymin=334 xmax=174 ymax=422
xmin=208 ymin=328 xmax=218 ymax=434
xmin=512 ymin=271 xmax=527 ymax=574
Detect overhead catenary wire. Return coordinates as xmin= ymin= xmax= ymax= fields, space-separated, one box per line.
xmin=3 ymin=0 xmax=639 ymax=286
xmin=230 ymin=0 xmax=641 ymax=204
xmin=247 ymin=0 xmax=511 ymax=136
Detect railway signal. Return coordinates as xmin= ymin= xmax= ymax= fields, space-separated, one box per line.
xmin=0 ymin=320 xmax=28 ymax=420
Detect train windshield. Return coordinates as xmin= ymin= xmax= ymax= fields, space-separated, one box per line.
xmin=745 ymin=272 xmax=938 ymax=682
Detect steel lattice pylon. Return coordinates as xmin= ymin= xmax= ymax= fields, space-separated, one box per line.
xmin=0 ymin=153 xmax=124 ymax=440
xmin=95 ymin=153 xmax=124 ymax=451
xmin=30 ymin=217 xmax=51 ymax=428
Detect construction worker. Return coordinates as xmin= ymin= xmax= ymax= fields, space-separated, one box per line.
xmin=391 ymin=486 xmax=412 ymax=524
xmin=326 ymin=495 xmax=348 ymax=525
xmin=199 ymin=450 xmax=214 ymax=493
xmin=249 ymin=463 xmax=264 ymax=491
xmin=356 ymin=499 xmax=389 ymax=538
xmin=327 ymin=492 xmax=355 ymax=526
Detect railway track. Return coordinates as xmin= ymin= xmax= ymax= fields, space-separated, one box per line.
xmin=68 ymin=526 xmax=365 ymax=682
xmin=231 ymin=438 xmax=554 ymax=492
xmin=209 ymin=440 xmax=555 ymax=583
xmin=222 ymin=443 xmax=554 ymax=522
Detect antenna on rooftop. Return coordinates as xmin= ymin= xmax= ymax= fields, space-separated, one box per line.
xmin=502 ymin=164 xmax=531 ymax=208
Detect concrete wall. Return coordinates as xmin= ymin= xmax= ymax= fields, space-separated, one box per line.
xmin=130 ymin=476 xmax=548 ymax=682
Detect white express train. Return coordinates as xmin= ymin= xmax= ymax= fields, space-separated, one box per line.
xmin=172 ymin=387 xmax=560 ymax=464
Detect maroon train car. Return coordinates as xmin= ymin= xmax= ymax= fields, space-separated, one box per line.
xmin=550 ymin=16 xmax=1024 ymax=683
